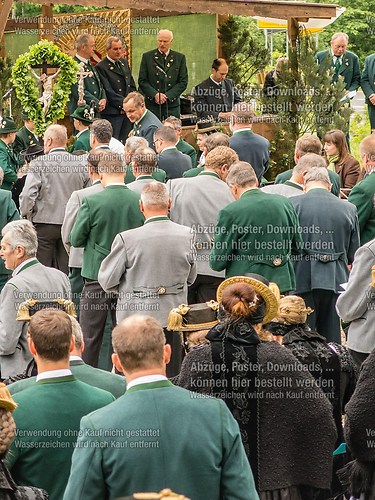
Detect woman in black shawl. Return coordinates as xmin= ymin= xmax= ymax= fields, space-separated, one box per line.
xmin=175 ymin=275 xmax=337 ymax=500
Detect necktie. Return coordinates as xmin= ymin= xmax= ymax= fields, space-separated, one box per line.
xmin=115 ymin=60 xmax=122 ymax=72
xmin=334 ymin=57 xmax=341 ymax=74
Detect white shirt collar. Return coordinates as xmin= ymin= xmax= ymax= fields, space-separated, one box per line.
xmin=210 ymin=75 xmax=222 ymax=86
xmin=106 ymin=55 xmax=116 ymax=64
xmin=69 ymin=355 xmax=82 ymax=361
xmin=135 ymin=109 xmax=148 ymax=125
xmin=105 ymin=182 xmax=126 ymax=187
xmin=12 ymin=257 xmax=37 ymax=277
xmin=76 ymin=128 xmax=89 ymax=138
xmin=159 ymin=50 xmax=170 ymax=57
xmin=36 ymin=369 xmax=72 ymax=382
xmin=76 ymin=54 xmax=88 ymax=64
xmin=127 ymin=375 xmax=167 ymax=390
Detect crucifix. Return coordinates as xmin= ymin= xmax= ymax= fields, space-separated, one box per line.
xmin=76 ymin=62 xmax=93 ymax=106
xmin=31 ymin=62 xmax=61 ymax=117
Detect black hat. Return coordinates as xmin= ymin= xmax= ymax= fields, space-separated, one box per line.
xmin=17 ymin=299 xmax=77 ymax=321
xmin=0 ymin=116 xmax=17 ymax=134
xmin=20 ymin=144 xmax=44 ymax=162
xmin=21 ymin=111 xmax=30 ymax=121
xmin=194 ymin=119 xmax=219 ymax=134
xmin=70 ymin=105 xmax=95 ymax=124
xmin=167 ymin=301 xmax=219 ymax=332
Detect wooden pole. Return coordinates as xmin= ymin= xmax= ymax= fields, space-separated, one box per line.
xmin=0 ymin=0 xmax=13 ymax=55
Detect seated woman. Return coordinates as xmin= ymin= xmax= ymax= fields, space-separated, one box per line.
xmin=323 ymin=129 xmax=361 ymax=190
xmin=175 ymin=275 xmax=337 ymax=499
xmin=0 ymin=383 xmax=48 ymax=499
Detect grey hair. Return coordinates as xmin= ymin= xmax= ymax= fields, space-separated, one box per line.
xmin=1 ymin=220 xmax=38 ymax=256
xmin=76 ymin=34 xmax=93 ymax=51
xmin=226 ymin=161 xmax=257 ymax=188
xmin=294 ymin=153 xmax=327 ymax=175
xmin=90 ymin=119 xmax=113 ymax=144
xmin=304 ymin=167 xmax=331 ymax=186
xmin=133 ymin=146 xmax=157 ymax=173
xmin=125 ymin=136 xmax=148 ymax=155
xmin=158 ymin=29 xmax=173 ymax=41
xmin=70 ymin=316 xmax=83 ymax=350
xmin=44 ymin=125 xmax=67 ymax=146
xmin=331 ymin=32 xmax=349 ymax=43
xmin=106 ymin=36 xmax=121 ymax=50
xmin=141 ymin=182 xmax=169 ymax=209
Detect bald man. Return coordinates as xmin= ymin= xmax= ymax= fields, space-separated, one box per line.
xmin=138 ymin=29 xmax=188 ymax=121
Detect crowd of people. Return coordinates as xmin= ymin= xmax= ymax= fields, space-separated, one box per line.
xmin=0 ymin=27 xmax=375 ymax=500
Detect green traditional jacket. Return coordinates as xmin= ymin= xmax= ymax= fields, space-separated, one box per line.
xmin=210 ymin=188 xmax=303 ymax=292
xmin=0 ymin=139 xmax=19 ymax=190
xmin=348 ymin=172 xmax=375 ymax=245
xmin=6 ymin=375 xmax=114 ymax=500
xmin=275 ymin=168 xmax=341 ymax=197
xmin=182 ymin=165 xmax=204 ymax=178
xmin=176 ymin=138 xmax=197 ymax=168
xmin=70 ymin=185 xmax=144 ymax=280
xmin=71 ymin=129 xmax=91 ymax=153
xmin=125 ymin=165 xmax=166 ymax=184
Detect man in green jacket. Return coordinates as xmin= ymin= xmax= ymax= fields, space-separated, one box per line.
xmin=138 ymin=29 xmax=188 ymax=120
xmin=0 ymin=116 xmax=19 ymax=191
xmin=5 ymin=309 xmax=114 ymax=500
xmin=210 ymin=162 xmax=302 ymax=293
xmin=348 ymin=134 xmax=375 ymax=245
xmin=0 ymin=167 xmax=19 ymax=292
xmin=63 ymin=314 xmax=258 ymax=500
xmin=70 ymin=152 xmax=144 ymax=367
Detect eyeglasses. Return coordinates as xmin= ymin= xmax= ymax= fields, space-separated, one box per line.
xmin=153 ymin=138 xmax=162 ymax=147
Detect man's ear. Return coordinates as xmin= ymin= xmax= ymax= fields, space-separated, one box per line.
xmin=28 ymin=337 xmax=37 ymax=356
xmin=139 ymin=200 xmax=145 ymax=214
xmin=112 ymin=352 xmax=124 ymax=374
xmin=69 ymin=336 xmax=75 ymax=354
xmin=163 ymin=343 xmax=171 ymax=365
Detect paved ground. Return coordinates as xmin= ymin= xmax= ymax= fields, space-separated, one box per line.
xmin=352 ymin=90 xmax=365 ymax=114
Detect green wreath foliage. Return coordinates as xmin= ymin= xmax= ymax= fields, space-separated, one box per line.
xmin=12 ymin=40 xmax=78 ymax=135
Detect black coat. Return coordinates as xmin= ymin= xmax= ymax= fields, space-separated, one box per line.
xmin=193 ymin=77 xmax=241 ymax=119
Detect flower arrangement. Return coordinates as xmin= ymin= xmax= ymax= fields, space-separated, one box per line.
xmin=12 ymin=40 xmax=78 ymax=135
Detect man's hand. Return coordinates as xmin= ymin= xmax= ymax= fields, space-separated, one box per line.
xmin=98 ymin=99 xmax=107 ymax=112
xmin=369 ymin=94 xmax=375 ymax=106
xmin=154 ymin=92 xmax=167 ymax=104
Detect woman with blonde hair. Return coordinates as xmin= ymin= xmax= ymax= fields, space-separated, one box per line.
xmin=176 ymin=275 xmax=337 ymax=499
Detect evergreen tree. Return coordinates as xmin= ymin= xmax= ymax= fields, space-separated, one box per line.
xmin=218 ymin=16 xmax=269 ymax=90
xmin=262 ymin=33 xmax=352 ymax=178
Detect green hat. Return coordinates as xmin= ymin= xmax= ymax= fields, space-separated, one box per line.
xmin=70 ymin=106 xmax=95 ymax=124
xmin=0 ymin=116 xmax=17 ymax=134
xmin=21 ymin=111 xmax=30 ymax=121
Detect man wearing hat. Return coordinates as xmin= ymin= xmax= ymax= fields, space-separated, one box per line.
xmin=0 ymin=116 xmax=19 ymax=191
xmin=193 ymin=58 xmax=241 ymax=120
xmin=0 ymin=167 xmax=19 ymax=293
xmin=123 ymin=92 xmax=162 ymax=151
xmin=70 ymin=105 xmax=94 ymax=152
